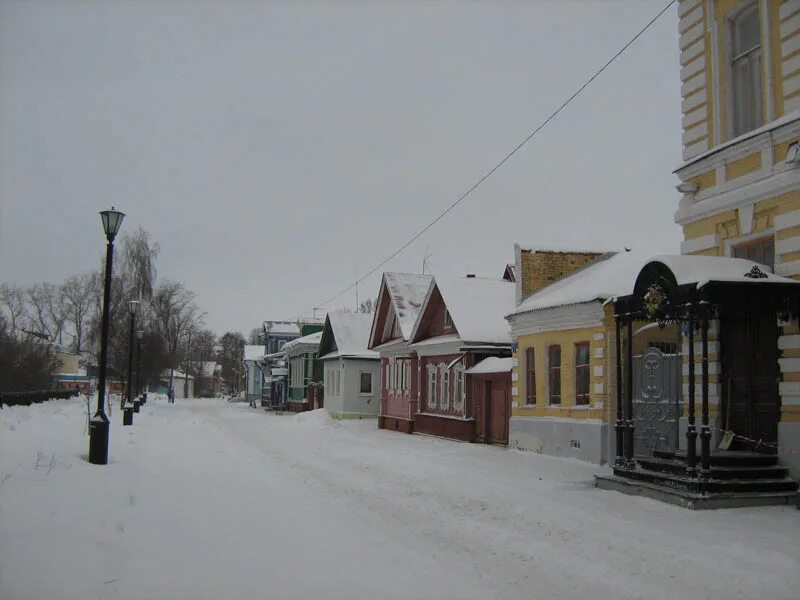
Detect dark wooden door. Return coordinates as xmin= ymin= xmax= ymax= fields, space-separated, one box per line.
xmin=485 ymin=379 xmax=509 ymax=445
xmin=720 ymin=307 xmax=779 ymax=449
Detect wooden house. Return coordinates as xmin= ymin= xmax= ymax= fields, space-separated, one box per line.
xmin=368 ymin=272 xmax=432 ymax=433
xmin=407 ymin=275 xmax=515 ymax=442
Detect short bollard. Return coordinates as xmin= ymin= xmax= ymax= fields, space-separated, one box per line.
xmin=89 ymin=415 xmax=110 ymax=464
xmin=141 ymin=392 xmax=147 ymax=405
xmin=123 ymin=406 xmax=134 ymax=426
xmin=133 ymin=400 xmax=141 ymax=413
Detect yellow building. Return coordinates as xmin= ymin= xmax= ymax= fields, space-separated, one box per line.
xmin=506 ymin=247 xmax=661 ymax=463
xmin=675 ymin=0 xmax=800 ymax=476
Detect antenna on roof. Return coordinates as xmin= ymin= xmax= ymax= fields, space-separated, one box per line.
xmin=422 ymin=247 xmax=432 ymax=274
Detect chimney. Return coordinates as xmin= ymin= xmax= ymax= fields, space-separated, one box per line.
xmin=466 ymin=274 xmax=476 ymax=278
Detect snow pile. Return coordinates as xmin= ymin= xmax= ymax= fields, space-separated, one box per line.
xmin=2 ymin=398 xmax=799 ymax=600
xmin=286 ymin=408 xmax=341 ymax=430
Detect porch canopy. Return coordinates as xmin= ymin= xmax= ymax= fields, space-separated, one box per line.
xmin=611 ymin=254 xmax=800 ymax=482
xmin=465 ymin=357 xmax=513 ymax=375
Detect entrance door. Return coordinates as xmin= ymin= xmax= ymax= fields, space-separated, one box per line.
xmin=484 ymin=379 xmax=509 ymax=445
xmin=632 ymin=347 xmax=681 ymax=456
xmin=720 ymin=307 xmax=779 ymax=449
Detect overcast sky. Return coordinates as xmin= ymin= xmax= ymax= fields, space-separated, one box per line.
xmin=0 ymin=0 xmax=682 ymax=336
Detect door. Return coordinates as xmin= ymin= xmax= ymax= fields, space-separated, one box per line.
xmin=484 ymin=379 xmax=509 ymax=445
xmin=632 ymin=347 xmax=681 ymax=456
xmin=720 ymin=307 xmax=779 ymax=449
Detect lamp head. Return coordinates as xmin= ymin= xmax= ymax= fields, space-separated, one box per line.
xmin=128 ymin=299 xmax=140 ymax=316
xmin=136 ymin=328 xmax=145 ymax=341
xmin=99 ymin=207 xmax=125 ymax=241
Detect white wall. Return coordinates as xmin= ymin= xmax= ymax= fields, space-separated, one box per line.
xmin=323 ymin=358 xmax=381 ymax=417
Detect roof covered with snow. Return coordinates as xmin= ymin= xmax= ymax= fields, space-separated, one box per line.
xmin=320 ymin=312 xmax=379 ymax=360
xmin=383 ymin=272 xmax=433 ymax=340
xmin=264 ymin=321 xmax=301 ymax=336
xmin=282 ymin=331 xmax=323 ymax=354
xmin=647 ymin=255 xmax=800 ymax=289
xmin=413 ymin=276 xmax=515 ymax=345
xmin=197 ymin=361 xmax=220 ymax=378
xmin=510 ymin=251 xmax=646 ymax=315
xmin=244 ymin=345 xmax=265 ymax=361
xmin=516 ymin=244 xmax=618 ymax=254
xmin=465 ymin=357 xmax=513 ymax=375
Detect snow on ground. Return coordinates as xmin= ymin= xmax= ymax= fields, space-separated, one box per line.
xmin=1 ymin=399 xmax=799 ymax=600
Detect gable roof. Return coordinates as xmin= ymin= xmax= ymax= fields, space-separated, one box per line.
xmin=263 ymin=321 xmax=300 ymax=336
xmin=410 ymin=276 xmax=515 ymax=345
xmin=319 ymin=312 xmax=379 ymax=360
xmin=282 ymin=330 xmax=323 ymax=354
xmin=369 ymin=272 xmax=432 ymax=348
xmin=509 ymin=251 xmax=645 ymax=315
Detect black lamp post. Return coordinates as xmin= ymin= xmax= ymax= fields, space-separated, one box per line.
xmin=125 ymin=300 xmax=140 ymax=416
xmin=136 ymin=328 xmax=145 ymax=404
xmin=89 ymin=207 xmax=125 ymax=465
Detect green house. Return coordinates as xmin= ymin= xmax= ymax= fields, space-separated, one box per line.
xmin=284 ymin=325 xmax=323 ymax=412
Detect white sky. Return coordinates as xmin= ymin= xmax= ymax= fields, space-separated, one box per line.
xmin=0 ymin=0 xmax=683 ymax=335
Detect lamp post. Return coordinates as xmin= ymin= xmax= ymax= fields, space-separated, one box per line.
xmin=136 ymin=328 xmax=145 ymax=403
xmin=89 ymin=207 xmax=125 ymax=465
xmin=125 ymin=300 xmax=140 ymax=416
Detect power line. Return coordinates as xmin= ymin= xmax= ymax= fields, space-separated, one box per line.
xmin=314 ymin=0 xmax=676 ymax=310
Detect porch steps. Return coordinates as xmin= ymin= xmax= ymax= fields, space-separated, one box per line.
xmin=595 ymin=449 xmax=798 ymax=509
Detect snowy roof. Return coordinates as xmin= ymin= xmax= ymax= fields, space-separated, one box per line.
xmin=465 ymin=357 xmax=513 ymax=375
xmin=383 ymin=272 xmax=433 ymax=340
xmin=197 ymin=361 xmax=220 ymax=377
xmin=320 ymin=312 xmax=379 ymax=360
xmin=283 ymin=331 xmax=323 ymax=353
xmin=412 ymin=276 xmax=516 ymax=345
xmin=244 ymin=345 xmax=265 ymax=361
xmin=511 ymin=251 xmax=646 ymax=315
xmin=647 ymin=255 xmax=800 ymax=289
xmin=160 ymin=369 xmax=193 ymax=380
xmin=264 ymin=321 xmax=300 ymax=336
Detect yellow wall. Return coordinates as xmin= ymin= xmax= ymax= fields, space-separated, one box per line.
xmin=512 ymin=324 xmax=605 ymax=421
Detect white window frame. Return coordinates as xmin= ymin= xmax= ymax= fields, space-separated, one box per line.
xmin=726 ymin=1 xmax=763 ymax=139
xmin=441 ymin=366 xmax=450 ymax=411
xmin=454 ymin=366 xmax=465 ymax=411
xmin=444 ymin=310 xmax=453 ymax=329
xmin=428 ymin=364 xmax=438 ymax=409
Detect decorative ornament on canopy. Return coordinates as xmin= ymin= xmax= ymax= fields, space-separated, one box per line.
xmin=643 ymin=283 xmax=667 ymax=321
xmin=743 ymin=265 xmax=768 ymax=279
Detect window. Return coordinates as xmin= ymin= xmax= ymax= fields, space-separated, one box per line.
xmin=334 ymin=369 xmax=340 ymax=396
xmin=730 ymin=4 xmax=762 ymax=137
xmin=525 ymin=347 xmax=536 ymax=405
xmin=442 ymin=367 xmax=450 ymax=411
xmin=548 ymin=345 xmax=561 ymax=405
xmin=733 ymin=236 xmax=774 ymax=270
xmin=444 ymin=310 xmax=453 ymax=329
xmin=360 ymin=372 xmax=372 ymax=394
xmin=575 ymin=343 xmax=590 ymax=406
xmin=454 ymin=368 xmax=464 ymax=411
xmin=428 ymin=365 xmax=438 ymax=409
xmin=324 ymin=369 xmax=330 ymax=395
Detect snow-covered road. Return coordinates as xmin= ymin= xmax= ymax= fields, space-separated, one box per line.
xmin=1 ymin=397 xmax=798 ymax=600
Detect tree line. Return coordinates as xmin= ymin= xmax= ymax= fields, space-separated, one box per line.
xmin=0 ymin=228 xmax=246 ymax=396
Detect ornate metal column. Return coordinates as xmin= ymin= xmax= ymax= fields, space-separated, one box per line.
xmin=700 ymin=309 xmax=711 ymax=478
xmin=615 ymin=315 xmax=625 ymax=466
xmin=624 ymin=315 xmax=635 ymax=467
xmin=686 ymin=307 xmax=698 ymax=476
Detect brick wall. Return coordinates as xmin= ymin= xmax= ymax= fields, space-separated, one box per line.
xmin=519 ymin=250 xmax=603 ymax=299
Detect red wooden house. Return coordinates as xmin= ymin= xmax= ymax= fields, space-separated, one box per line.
xmin=368 ymin=272 xmax=432 ymax=433
xmin=407 ymin=275 xmax=515 ymax=443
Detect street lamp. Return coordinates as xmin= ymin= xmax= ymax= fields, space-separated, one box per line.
xmin=89 ymin=206 xmax=125 ymax=465
xmin=125 ymin=300 xmax=140 ymax=417
xmin=136 ymin=328 xmax=145 ymax=404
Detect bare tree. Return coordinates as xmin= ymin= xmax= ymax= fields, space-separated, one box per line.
xmin=122 ymin=227 xmax=159 ymax=301
xmin=0 ymin=283 xmax=26 ymax=332
xmin=61 ymin=273 xmax=98 ymax=353
xmin=24 ymin=283 xmax=68 ymax=343
xmin=151 ymin=280 xmax=205 ymax=393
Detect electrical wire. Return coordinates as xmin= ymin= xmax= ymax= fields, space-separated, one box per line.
xmin=314 ymin=0 xmax=676 ymax=310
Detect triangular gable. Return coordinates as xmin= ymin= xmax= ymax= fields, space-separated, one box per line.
xmin=317 ymin=315 xmax=338 ymax=358
xmin=368 ymin=272 xmax=433 ymax=349
xmin=408 ymin=279 xmax=460 ymax=344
